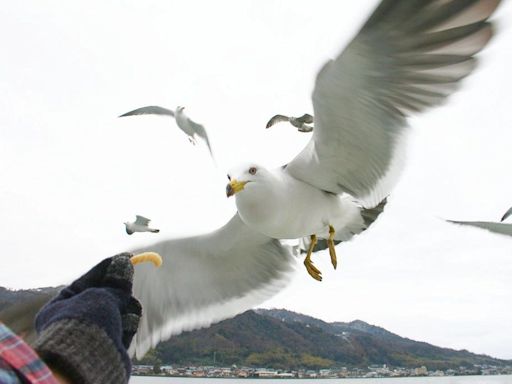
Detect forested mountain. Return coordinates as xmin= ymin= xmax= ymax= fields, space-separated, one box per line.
xmin=138 ymin=308 xmax=510 ymax=370
xmin=2 ymin=288 xmax=509 ymax=370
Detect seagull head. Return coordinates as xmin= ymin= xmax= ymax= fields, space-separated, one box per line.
xmin=176 ymin=106 xmax=185 ymax=112
xmin=226 ymin=163 xmax=268 ymax=197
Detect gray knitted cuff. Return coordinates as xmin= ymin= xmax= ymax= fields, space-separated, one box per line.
xmin=33 ymin=319 xmax=127 ymax=384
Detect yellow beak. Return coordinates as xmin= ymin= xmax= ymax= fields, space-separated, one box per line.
xmin=226 ymin=179 xmax=248 ymax=197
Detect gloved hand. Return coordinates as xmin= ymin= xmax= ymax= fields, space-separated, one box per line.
xmin=34 ymin=253 xmax=142 ymax=384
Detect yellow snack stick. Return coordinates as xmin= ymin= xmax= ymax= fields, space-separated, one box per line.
xmin=130 ymin=252 xmax=163 ymax=268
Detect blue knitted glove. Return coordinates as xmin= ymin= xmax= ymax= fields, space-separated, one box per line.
xmin=34 ymin=253 xmax=142 ymax=384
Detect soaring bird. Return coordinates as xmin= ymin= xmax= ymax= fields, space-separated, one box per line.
xmin=119 ymin=105 xmax=214 ymax=159
xmin=124 ymin=215 xmax=160 ymax=235
xmin=266 ymin=113 xmax=314 ymax=132
xmin=127 ymin=0 xmax=502 ymax=359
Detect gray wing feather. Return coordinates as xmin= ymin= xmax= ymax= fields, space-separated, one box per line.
xmin=448 ymin=220 xmax=512 ymax=237
xmin=189 ymin=119 xmax=214 ymax=158
xmin=135 ymin=215 xmax=151 ymax=226
xmin=129 ymin=213 xmax=295 ymax=358
xmin=266 ymin=115 xmax=291 ymax=128
xmin=119 ymin=106 xmax=175 ymax=118
xmin=286 ymin=0 xmax=500 ymax=208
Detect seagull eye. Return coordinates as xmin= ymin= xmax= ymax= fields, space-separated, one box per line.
xmin=249 ymin=167 xmax=257 ymax=175
xmin=227 ymin=174 xmax=231 ymax=181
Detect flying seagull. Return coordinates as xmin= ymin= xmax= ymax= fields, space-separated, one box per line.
xmin=124 ymin=215 xmax=160 ymax=235
xmin=448 ymin=205 xmax=512 ymax=237
xmin=266 ymin=113 xmax=314 ymax=132
xmin=126 ymin=0 xmax=501 ymax=359
xmin=119 ymin=106 xmax=214 ymax=159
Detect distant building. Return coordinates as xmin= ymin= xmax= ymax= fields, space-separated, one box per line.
xmin=414 ymin=366 xmax=428 ymax=376
xmin=254 ymin=369 xmax=278 ymax=377
xmin=131 ymin=365 xmax=153 ymax=375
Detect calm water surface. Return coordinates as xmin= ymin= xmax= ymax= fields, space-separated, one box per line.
xmin=131 ymin=375 xmax=512 ymax=384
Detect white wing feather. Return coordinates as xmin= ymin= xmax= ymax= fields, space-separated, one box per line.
xmin=286 ymin=0 xmax=500 ymax=208
xmin=130 ymin=213 xmax=295 ymax=358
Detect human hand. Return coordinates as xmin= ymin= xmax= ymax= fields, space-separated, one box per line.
xmin=34 ymin=253 xmax=142 ymax=384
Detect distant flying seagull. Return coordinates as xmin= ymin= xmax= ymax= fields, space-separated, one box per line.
xmin=448 ymin=205 xmax=512 ymax=237
xmin=119 ymin=106 xmax=214 ymax=159
xmin=124 ymin=215 xmax=160 ymax=235
xmin=266 ymin=113 xmax=314 ymax=132
xmin=124 ymin=0 xmax=501 ymax=359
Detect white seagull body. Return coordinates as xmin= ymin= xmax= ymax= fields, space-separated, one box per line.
xmin=119 ymin=105 xmax=214 ymax=158
xmin=128 ymin=0 xmax=502 ymax=359
xmin=229 ymin=164 xmax=364 ymax=241
xmin=124 ymin=215 xmax=160 ymax=235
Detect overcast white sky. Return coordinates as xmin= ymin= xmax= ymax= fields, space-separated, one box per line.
xmin=1 ymin=0 xmax=512 ymax=360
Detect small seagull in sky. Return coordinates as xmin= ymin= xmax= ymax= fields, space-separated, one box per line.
xmin=119 ymin=105 xmax=214 ymax=159
xmin=265 ymin=113 xmax=314 ymax=132
xmin=124 ymin=215 xmax=160 ymax=235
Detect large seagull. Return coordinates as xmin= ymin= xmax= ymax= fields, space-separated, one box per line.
xmin=124 ymin=0 xmax=502 ymax=357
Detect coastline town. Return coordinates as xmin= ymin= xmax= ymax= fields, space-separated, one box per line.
xmin=133 ymin=363 xmax=512 ymax=379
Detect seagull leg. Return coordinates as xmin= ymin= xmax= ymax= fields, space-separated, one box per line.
xmin=328 ymin=225 xmax=337 ymax=269
xmin=188 ymin=136 xmax=197 ymax=145
xmin=304 ymin=234 xmax=322 ymax=281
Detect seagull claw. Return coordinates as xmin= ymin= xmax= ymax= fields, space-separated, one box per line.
xmin=328 ymin=225 xmax=337 ymax=269
xmin=304 ymin=259 xmax=322 ymax=281
xmin=304 ymin=234 xmax=322 ymax=281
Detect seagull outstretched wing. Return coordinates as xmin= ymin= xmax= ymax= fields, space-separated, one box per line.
xmin=130 ymin=214 xmax=295 ymax=358
xmin=119 ymin=106 xmax=175 ymax=117
xmin=266 ymin=115 xmax=291 ymax=128
xmin=287 ymin=0 xmax=500 ymax=208
xmin=448 ymin=220 xmax=512 ymax=237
